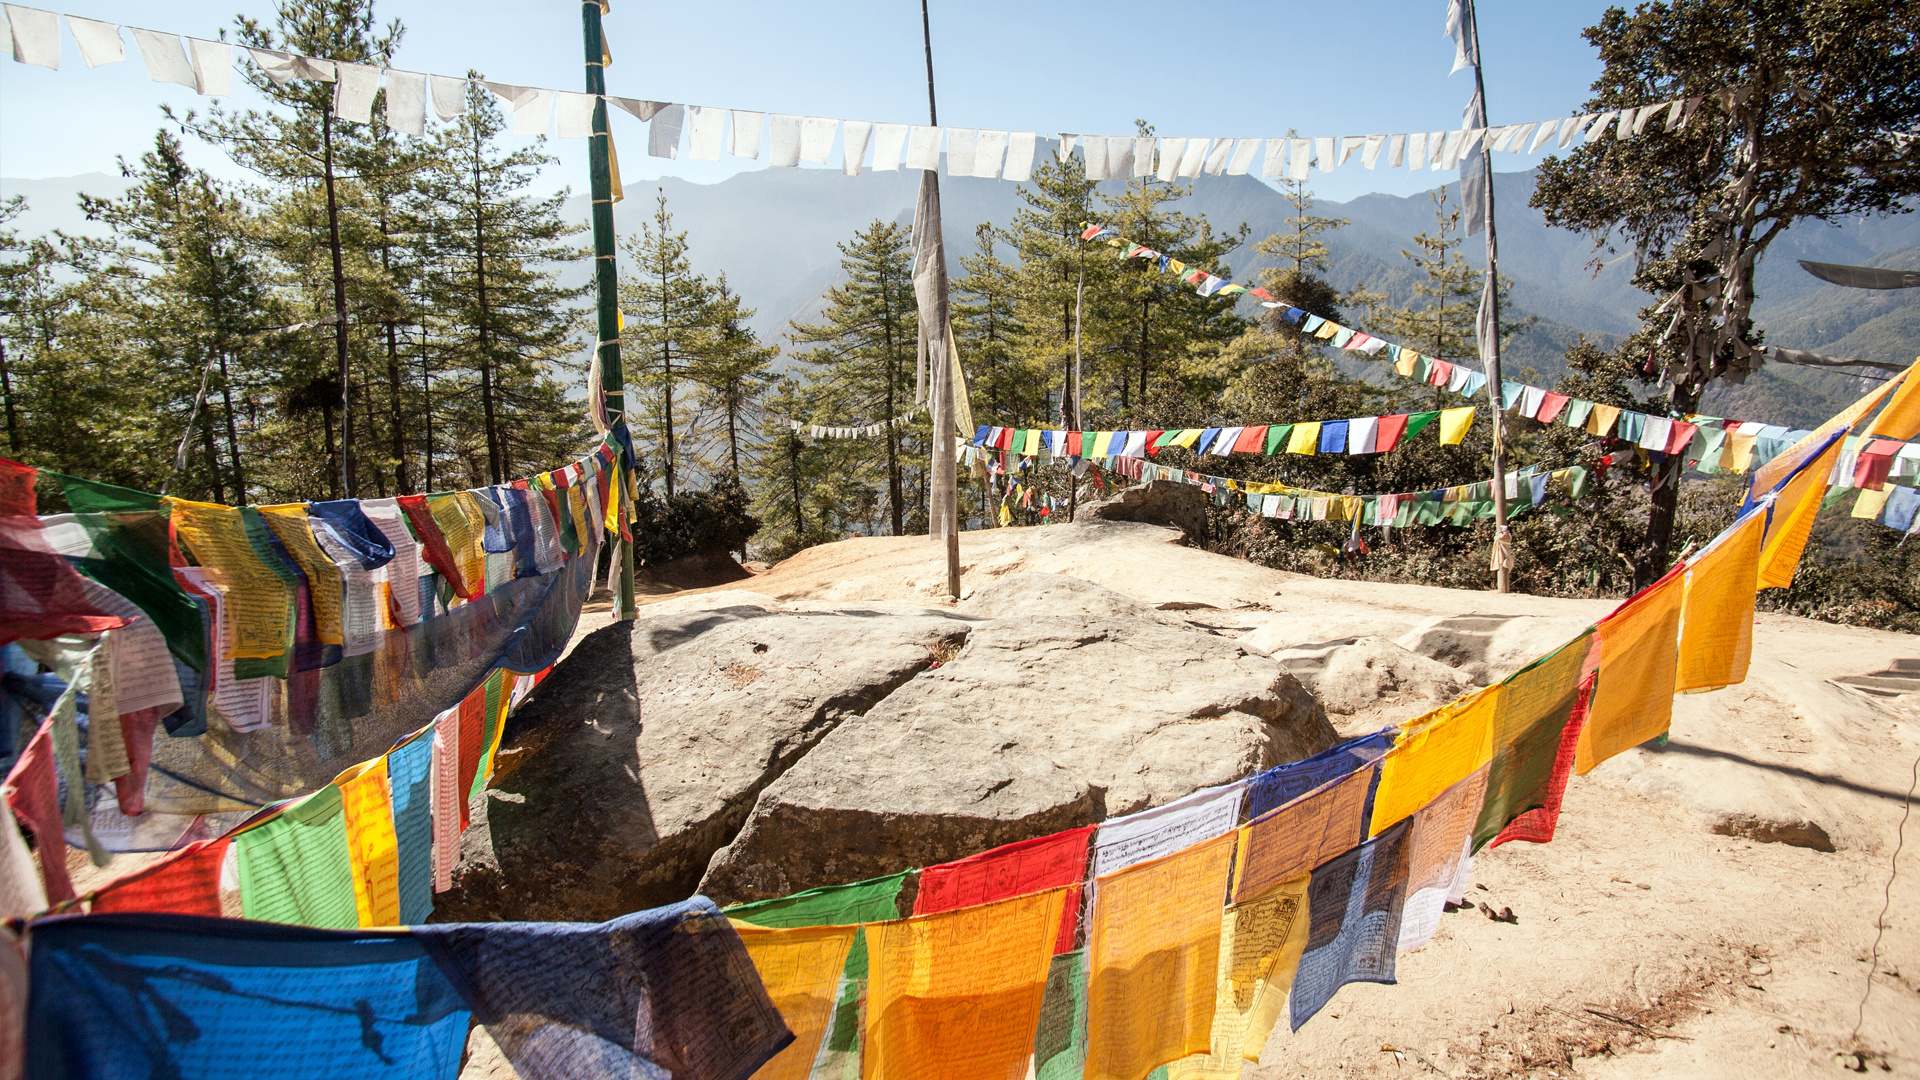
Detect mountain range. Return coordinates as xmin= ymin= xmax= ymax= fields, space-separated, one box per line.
xmin=6 ymin=158 xmax=1916 ymax=428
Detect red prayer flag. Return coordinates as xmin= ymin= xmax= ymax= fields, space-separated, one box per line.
xmin=456 ymin=687 xmax=487 ymax=828
xmin=89 ymin=836 xmax=230 ymax=916
xmin=1250 ymin=287 xmax=1275 ymax=302
xmin=1374 ymin=414 xmax=1411 ymax=452
xmin=0 ymin=457 xmax=34 ymax=516
xmin=1066 ymin=431 xmax=1083 ymax=457
xmin=914 ymin=825 xmax=1094 ymax=954
xmin=396 ymin=494 xmax=472 ymax=600
xmin=1492 ymin=673 xmax=1595 ymax=848
xmin=1664 ymin=421 xmax=1698 ymax=456
xmin=3 ymin=719 xmax=74 ymax=903
xmin=1536 ymin=393 xmax=1571 ymax=425
xmin=1429 ymin=360 xmax=1453 ymax=387
xmin=1232 ymin=426 xmax=1268 ymax=454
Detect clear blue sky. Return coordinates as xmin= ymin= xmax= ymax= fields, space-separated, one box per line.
xmin=1 ymin=0 xmax=1622 ymax=201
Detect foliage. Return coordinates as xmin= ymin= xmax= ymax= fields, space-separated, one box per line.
xmin=630 ymin=474 xmax=761 ymax=566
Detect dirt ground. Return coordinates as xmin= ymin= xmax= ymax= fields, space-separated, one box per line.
xmin=690 ymin=523 xmax=1920 ymax=1078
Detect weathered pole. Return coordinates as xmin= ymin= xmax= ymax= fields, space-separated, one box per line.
xmin=1461 ymin=0 xmax=1512 ymax=592
xmin=581 ymin=0 xmax=637 ymax=619
xmin=917 ymin=0 xmax=960 ymax=598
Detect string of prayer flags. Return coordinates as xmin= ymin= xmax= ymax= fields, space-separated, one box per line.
xmin=971 ymin=408 xmax=1470 ymax=467
xmin=864 ymin=887 xmax=1070 ymax=1080
xmin=791 ymin=404 xmax=924 ymax=440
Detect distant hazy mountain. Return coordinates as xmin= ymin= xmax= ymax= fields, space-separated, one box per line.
xmin=8 ymin=163 xmax=1916 ymax=427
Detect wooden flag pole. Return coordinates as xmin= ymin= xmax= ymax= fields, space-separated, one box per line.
xmin=920 ymin=0 xmax=961 ymax=599
xmin=581 ymin=0 xmax=637 ymax=620
xmin=1464 ymin=0 xmax=1513 ymax=593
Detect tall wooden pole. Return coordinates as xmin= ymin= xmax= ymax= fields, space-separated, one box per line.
xmin=919 ymin=1 xmax=960 ymax=598
xmin=582 ymin=0 xmax=636 ymax=619
xmin=1464 ymin=0 xmax=1512 ymax=592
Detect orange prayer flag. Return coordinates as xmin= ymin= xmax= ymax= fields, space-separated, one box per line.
xmin=1085 ymin=833 xmax=1237 ymax=1080
xmin=1755 ymin=437 xmax=1845 ymax=590
xmin=336 ymin=757 xmax=400 ymax=926
xmin=1865 ymin=362 xmax=1920 ymax=439
xmin=1164 ymin=873 xmax=1313 ymax=1079
xmin=1576 ymin=567 xmax=1685 ymax=774
xmin=1233 ymin=766 xmax=1372 ymax=904
xmin=1368 ymin=685 xmax=1501 ymax=837
xmin=731 ymin=922 xmax=859 ymax=1080
xmin=863 ymin=886 xmax=1069 ymax=1080
xmin=1676 ymin=510 xmax=1765 ymax=692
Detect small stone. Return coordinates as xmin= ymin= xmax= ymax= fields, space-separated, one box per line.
xmin=1637 ymin=882 xmax=1652 ymax=890
xmin=1749 ymin=962 xmax=1771 ymax=976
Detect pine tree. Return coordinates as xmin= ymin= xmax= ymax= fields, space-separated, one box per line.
xmin=786 ymin=219 xmax=919 ymax=536
xmin=686 ymin=278 xmax=778 ymax=481
xmin=1003 ymin=152 xmax=1102 ymax=428
xmin=620 ymin=191 xmax=725 ymax=497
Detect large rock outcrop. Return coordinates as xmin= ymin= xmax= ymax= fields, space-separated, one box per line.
xmin=698 ymin=574 xmax=1333 ymax=904
xmin=432 ymin=600 xmax=971 ymax=921
xmin=1081 ymin=479 xmax=1208 ymax=541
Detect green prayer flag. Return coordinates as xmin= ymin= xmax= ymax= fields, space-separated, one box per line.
xmin=1474 ymin=631 xmax=1594 ymax=850
xmin=1265 ymin=424 xmax=1292 ymax=455
xmin=1403 ymin=411 xmax=1441 ymax=442
xmin=235 ymin=785 xmax=360 ymax=929
xmin=50 ymin=472 xmax=162 ymax=513
xmin=1034 ymin=950 xmax=1089 ymax=1080
xmin=1152 ymin=430 xmax=1181 ymax=450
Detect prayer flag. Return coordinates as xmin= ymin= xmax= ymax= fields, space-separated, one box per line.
xmin=1085 ymin=834 xmax=1237 ymax=1080
xmin=87 ymin=837 xmax=230 ymax=917
xmin=1374 ymin=414 xmax=1411 ymax=452
xmin=1370 ymin=684 xmax=1501 ymax=836
xmin=1676 ymin=510 xmax=1764 ymax=692
xmin=1473 ymin=632 xmax=1593 ymax=850
xmin=66 ymin=15 xmax=124 ymax=69
xmin=732 ymin=922 xmax=859 ymax=1080
xmin=1755 ymin=435 xmax=1844 ymax=589
xmin=1577 ymin=566 xmax=1684 ymax=774
xmin=1318 ymin=420 xmax=1349 ymax=455
xmin=865 ymin=888 xmax=1069 ymax=1080
xmin=1288 ymin=820 xmax=1413 ymax=1031
xmin=1288 ymin=423 xmax=1321 ymax=455
xmin=1264 ymin=425 xmax=1291 ymax=455
xmin=1235 ymin=765 xmax=1375 ymax=903
xmin=915 ymin=826 xmax=1094 ymax=955
xmin=1033 ymin=950 xmax=1090 ymax=1079
xmin=1232 ymin=426 xmax=1268 ymax=454
xmin=1163 ymin=873 xmax=1312 ymax=1079
xmin=1493 ymin=673 xmax=1595 ymax=847
xmin=234 ymin=785 xmax=361 ymax=929
xmin=1397 ymin=767 xmax=1488 ymax=950
xmin=1438 ymin=407 xmax=1475 ymax=445
xmin=337 ymin=758 xmax=400 ymax=927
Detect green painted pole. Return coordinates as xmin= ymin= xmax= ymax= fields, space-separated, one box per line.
xmin=581 ymin=0 xmax=636 ymax=620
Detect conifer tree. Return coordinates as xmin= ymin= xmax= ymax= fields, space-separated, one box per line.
xmin=1003 ymin=152 xmax=1103 ymax=428
xmin=621 ymin=191 xmax=726 ymax=497
xmin=687 ymin=279 xmax=778 ymax=481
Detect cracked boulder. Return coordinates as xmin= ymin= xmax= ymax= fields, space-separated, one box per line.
xmin=1268 ymin=636 xmax=1475 ymax=734
xmin=700 ymin=574 xmax=1334 ymax=904
xmin=431 ymin=599 xmax=971 ymax=922
xmin=1396 ymin=614 xmax=1594 ymax=685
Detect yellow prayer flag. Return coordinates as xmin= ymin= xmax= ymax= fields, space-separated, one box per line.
xmin=1724 ymin=431 xmax=1758 ymax=471
xmin=864 ymin=887 xmax=1068 ymax=1080
xmin=1676 ymin=511 xmax=1764 ymax=692
xmin=1755 ymin=437 xmax=1844 ymax=589
xmin=1086 ymin=833 xmax=1238 ymax=1080
xmin=1021 ymin=428 xmax=1042 ymax=456
xmin=1395 ymin=350 xmax=1420 ymax=377
xmin=1865 ymin=362 xmax=1920 ymax=439
xmin=1586 ymin=404 xmax=1621 ymax=437
xmin=259 ymin=504 xmax=346 ymax=647
xmin=731 ymin=922 xmax=858 ymax=1080
xmin=1576 ymin=569 xmax=1684 ymax=774
xmin=1164 ymin=875 xmax=1312 ymax=1079
xmin=1313 ymin=321 xmax=1341 ymax=340
xmin=1852 ymin=487 xmax=1893 ymax=520
xmin=164 ymin=498 xmax=294 ymax=661
xmin=1370 ymin=684 xmax=1501 ymax=836
xmin=1286 ymin=423 xmax=1321 ymax=455
xmin=335 ymin=757 xmax=400 ymax=927
xmin=1171 ymin=428 xmax=1204 ymax=449
xmin=1438 ymin=407 xmax=1475 ymax=446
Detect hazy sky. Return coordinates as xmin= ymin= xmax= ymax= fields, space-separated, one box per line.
xmin=1 ymin=0 xmax=1624 ymax=201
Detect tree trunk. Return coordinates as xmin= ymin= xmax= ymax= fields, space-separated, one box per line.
xmin=473 ymin=148 xmax=502 ymax=486
xmin=1634 ymin=380 xmax=1704 ymax=589
xmin=659 ymin=265 xmax=677 ymax=498
xmin=322 ymin=111 xmax=352 ymax=499
xmin=788 ymin=435 xmax=805 ymax=536
xmin=199 ymin=384 xmax=226 ymax=505
xmin=882 ymin=278 xmax=903 ymax=536
xmin=420 ymin=328 xmax=435 ymax=493
xmin=387 ymin=323 xmax=409 ymax=494
xmin=215 ymin=350 xmax=246 ymax=504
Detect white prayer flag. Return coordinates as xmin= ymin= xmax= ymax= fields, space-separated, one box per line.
xmin=1349 ymin=416 xmax=1379 ymax=454
xmin=188 ymin=38 xmax=229 ymax=96
xmin=730 ymin=109 xmax=764 ymax=158
xmin=1003 ymin=130 xmax=1037 ymax=181
xmin=842 ymin=119 xmax=873 ymax=175
xmin=944 ymin=126 xmax=977 ymax=175
xmin=649 ymin=102 xmax=685 ymax=156
xmin=1664 ymin=98 xmax=1686 ymax=131
xmin=1081 ymin=134 xmax=1109 ymax=180
xmin=1092 ymin=781 xmax=1245 ymax=877
xmin=331 ymin=61 xmax=381 ymax=122
xmin=1633 ymin=103 xmax=1662 ymax=135
xmin=248 ymin=50 xmax=298 ymax=86
xmin=1427 ymin=130 xmax=1450 ymax=169
xmin=768 ymin=113 xmax=803 ymax=166
xmin=905 ymin=125 xmax=941 ymax=170
xmin=1639 ymin=415 xmax=1673 ymax=451
xmin=1560 ymin=113 xmax=1594 ymax=147
xmin=1529 ymin=119 xmax=1560 ymax=152
xmin=65 ymin=15 xmax=122 ymax=68
xmin=799 ymin=116 xmax=837 ymax=164
xmin=1107 ymin=135 xmax=1135 ymax=179
xmin=608 ymin=96 xmax=662 ymax=122
xmin=1339 ymin=136 xmax=1365 ymax=165
xmin=1407 ymin=131 xmax=1428 ymax=169
xmin=973 ymin=129 xmax=1008 ymax=178
xmin=1261 ymin=137 xmax=1287 ymax=178
xmin=1134 ymin=136 xmax=1157 ymax=177
xmin=1314 ymin=135 xmax=1337 ymax=173
xmin=687 ymin=105 xmax=725 ymax=158
xmin=384 ymin=69 xmax=426 ymax=135
xmin=1289 ymin=137 xmax=1312 ymax=180
xmin=289 ymin=54 xmax=334 ymax=82
xmin=1203 ymin=137 xmax=1234 ymax=174
xmin=1505 ymin=122 xmax=1537 ymax=152
xmin=429 ymin=74 xmax=466 ymax=119
xmin=1155 ymin=137 xmax=1186 ymax=182
xmin=1388 ymin=132 xmax=1407 ymax=167
xmin=1362 ymin=133 xmax=1387 ymax=169
xmin=1056 ymin=134 xmax=1077 ymax=162
xmin=5 ymin=5 xmax=57 ymax=69
xmin=1586 ymin=110 xmax=1617 ymax=142
xmin=554 ymin=91 xmax=598 ymax=139
xmin=1226 ymin=137 xmax=1260 ymax=175
xmin=1176 ymin=137 xmax=1209 ymax=178
xmin=870 ymin=121 xmax=906 ymax=170
xmin=131 ymin=28 xmax=195 ymax=88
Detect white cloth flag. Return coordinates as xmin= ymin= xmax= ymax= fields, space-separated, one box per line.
xmin=1226 ymin=137 xmax=1260 ymax=176
xmin=131 ymin=28 xmax=195 ymax=88
xmin=1445 ymin=0 xmax=1474 ymax=74
xmin=1154 ymin=137 xmax=1184 ymax=182
xmin=1107 ymin=136 xmax=1135 ymax=179
xmin=332 ymin=61 xmax=380 ymax=123
xmin=649 ymin=102 xmax=685 ymax=156
xmin=428 ymin=74 xmax=466 ymax=119
xmin=1315 ymin=135 xmax=1337 ymax=173
xmin=1349 ymin=415 xmax=1380 ymax=454
xmin=945 ymin=126 xmax=978 ymax=176
xmin=1003 ymin=130 xmax=1037 ymax=181
xmin=905 ymin=125 xmax=940 ymax=170
xmin=1640 ymin=415 xmax=1673 ymax=451
xmin=1209 ymin=427 xmax=1241 ymax=456
xmin=66 ymin=14 xmax=123 ymax=67
xmin=1529 ymin=119 xmax=1561 ymax=152
xmin=188 ymin=37 xmax=229 ymax=96
xmin=1339 ymin=136 xmax=1365 ymax=166
xmin=1504 ymin=122 xmax=1537 ymax=151
xmin=1261 ymin=137 xmax=1286 ymax=178
xmin=1056 ymin=134 xmax=1077 ymax=162
xmin=1560 ymin=113 xmax=1595 ymax=148
xmin=1428 ymin=129 xmax=1449 ymax=168
xmin=1080 ymin=134 xmax=1109 ymax=180
xmin=729 ymin=109 xmax=764 ymax=158
xmin=841 ymin=119 xmax=873 ymax=175
xmin=1132 ymin=136 xmax=1155 ymax=177
xmin=1389 ymin=132 xmax=1408 ymax=167
xmin=973 ymin=129 xmax=1008 ymax=179
xmin=554 ymin=91 xmax=598 ymax=139
xmin=1440 ymin=128 xmax=1467 ymax=169
xmin=608 ymin=95 xmax=662 ymax=122
xmin=1289 ymin=137 xmax=1312 ymax=179
xmin=1091 ymin=781 xmax=1246 ymax=877
xmin=360 ymin=498 xmax=422 ymax=627
xmin=1362 ymin=133 xmax=1387 ymax=169
xmin=870 ymin=121 xmax=906 ymax=170
xmin=1407 ymin=132 xmax=1428 ymax=170
xmin=1177 ymin=137 xmax=1209 ymax=178
xmin=384 ymin=69 xmax=426 ymax=135
xmin=1204 ymin=137 xmax=1235 ymax=174
xmin=687 ymin=105 xmax=725 ymax=159
xmin=799 ymin=116 xmax=837 ymax=164
xmin=768 ymin=113 xmax=802 ymax=166
xmin=5 ymin=5 xmax=57 ymax=69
